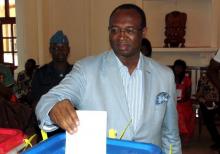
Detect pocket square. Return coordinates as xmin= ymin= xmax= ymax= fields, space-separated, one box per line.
xmin=156 ymin=92 xmax=170 ymax=105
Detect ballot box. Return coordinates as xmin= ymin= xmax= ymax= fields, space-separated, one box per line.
xmin=22 ymin=133 xmax=163 ymax=154
xmin=0 ymin=128 xmax=26 ymax=154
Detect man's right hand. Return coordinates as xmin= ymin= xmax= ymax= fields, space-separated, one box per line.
xmin=49 ymin=99 xmax=79 ymax=134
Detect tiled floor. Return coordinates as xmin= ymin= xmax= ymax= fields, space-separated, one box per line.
xmin=182 ymin=120 xmax=220 ymax=154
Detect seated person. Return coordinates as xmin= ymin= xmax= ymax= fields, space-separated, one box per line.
xmin=0 ymin=64 xmax=16 ymax=102
xmin=0 ymin=78 xmax=13 ymax=101
xmin=16 ymin=58 xmax=37 ymax=103
xmin=0 ymin=74 xmax=33 ymax=135
xmin=172 ymin=59 xmax=195 ymax=144
xmin=0 ymin=63 xmax=14 ymax=88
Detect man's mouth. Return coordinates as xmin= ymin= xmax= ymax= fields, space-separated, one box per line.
xmin=118 ymin=43 xmax=129 ymax=51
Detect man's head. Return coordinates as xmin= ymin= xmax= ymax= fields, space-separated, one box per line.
xmin=108 ymin=4 xmax=147 ymax=59
xmin=173 ymin=59 xmax=187 ymax=76
xmin=49 ymin=31 xmax=70 ymax=62
xmin=141 ymin=38 xmax=152 ymax=57
xmin=25 ymin=58 xmax=36 ymax=74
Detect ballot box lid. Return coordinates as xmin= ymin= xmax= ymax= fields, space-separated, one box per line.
xmin=22 ymin=133 xmax=163 ymax=154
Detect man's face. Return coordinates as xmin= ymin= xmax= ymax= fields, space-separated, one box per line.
xmin=50 ymin=43 xmax=70 ymax=62
xmin=109 ymin=9 xmax=146 ymax=59
xmin=174 ymin=65 xmax=185 ymax=76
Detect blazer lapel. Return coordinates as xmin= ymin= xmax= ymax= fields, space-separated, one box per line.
xmin=102 ymin=51 xmax=131 ymax=125
xmin=135 ymin=57 xmax=153 ymax=134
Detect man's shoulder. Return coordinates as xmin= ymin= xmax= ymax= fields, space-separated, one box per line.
xmin=76 ymin=51 xmax=111 ymax=66
xmin=37 ymin=63 xmax=51 ymax=71
xmin=33 ymin=63 xmax=52 ymax=78
xmin=148 ymin=58 xmax=173 ymax=75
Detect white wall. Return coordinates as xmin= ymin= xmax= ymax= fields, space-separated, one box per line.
xmin=143 ymin=0 xmax=213 ymax=47
xmin=15 ymin=0 xmax=220 ymax=74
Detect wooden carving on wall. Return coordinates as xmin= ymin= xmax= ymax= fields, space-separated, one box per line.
xmin=164 ymin=11 xmax=187 ymax=48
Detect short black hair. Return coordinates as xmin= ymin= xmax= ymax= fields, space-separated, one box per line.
xmin=141 ymin=38 xmax=152 ymax=57
xmin=109 ymin=3 xmax=146 ymax=29
xmin=26 ymin=58 xmax=36 ymax=66
xmin=173 ymin=59 xmax=187 ymax=70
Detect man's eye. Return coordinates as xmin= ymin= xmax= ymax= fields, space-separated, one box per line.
xmin=53 ymin=47 xmax=59 ymax=51
xmin=111 ymin=28 xmax=119 ymax=33
xmin=125 ymin=28 xmax=135 ymax=34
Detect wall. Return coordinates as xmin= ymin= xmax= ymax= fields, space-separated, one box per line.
xmin=143 ymin=0 xmax=213 ymax=47
xmin=15 ymin=0 xmax=141 ymax=73
xmin=15 ymin=0 xmax=220 ymax=74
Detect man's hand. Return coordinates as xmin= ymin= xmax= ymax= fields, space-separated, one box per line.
xmin=49 ymin=99 xmax=79 ymax=134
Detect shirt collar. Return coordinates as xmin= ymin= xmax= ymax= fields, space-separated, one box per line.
xmin=114 ymin=52 xmax=144 ymax=71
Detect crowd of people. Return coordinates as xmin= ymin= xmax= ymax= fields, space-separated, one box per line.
xmin=0 ymin=3 xmax=220 ymax=153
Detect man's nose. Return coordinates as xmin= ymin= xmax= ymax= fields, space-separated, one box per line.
xmin=118 ymin=30 xmax=127 ymax=40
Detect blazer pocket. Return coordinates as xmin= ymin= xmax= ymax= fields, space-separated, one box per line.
xmin=155 ymin=92 xmax=170 ymax=105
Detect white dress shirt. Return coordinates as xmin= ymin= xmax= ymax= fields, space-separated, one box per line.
xmin=115 ymin=53 xmax=144 ymax=131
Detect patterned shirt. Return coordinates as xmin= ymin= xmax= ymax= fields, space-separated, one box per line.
xmin=16 ymin=70 xmax=34 ymax=99
xmin=197 ymin=72 xmax=219 ymax=102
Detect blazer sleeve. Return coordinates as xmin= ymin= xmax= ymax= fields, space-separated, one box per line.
xmin=161 ymin=71 xmax=182 ymax=154
xmin=35 ymin=62 xmax=86 ymax=132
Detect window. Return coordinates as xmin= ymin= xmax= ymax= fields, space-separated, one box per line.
xmin=0 ymin=0 xmax=16 ymax=66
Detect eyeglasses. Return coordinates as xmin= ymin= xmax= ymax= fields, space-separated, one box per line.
xmin=108 ymin=27 xmax=142 ymax=36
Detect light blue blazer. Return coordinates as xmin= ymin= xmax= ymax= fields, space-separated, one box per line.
xmin=36 ymin=50 xmax=181 ymax=154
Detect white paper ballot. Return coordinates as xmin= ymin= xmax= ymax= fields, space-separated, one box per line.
xmin=65 ymin=110 xmax=107 ymax=154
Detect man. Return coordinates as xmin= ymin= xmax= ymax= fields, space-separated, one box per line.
xmin=31 ymin=30 xmax=73 ymax=137
xmin=17 ymin=58 xmax=37 ymax=103
xmin=31 ymin=31 xmax=73 ymax=106
xmin=208 ymin=49 xmax=220 ymax=91
xmin=36 ymin=4 xmax=181 ymax=153
xmin=140 ymin=38 xmax=152 ymax=57
xmin=205 ymin=49 xmax=220 ymax=150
